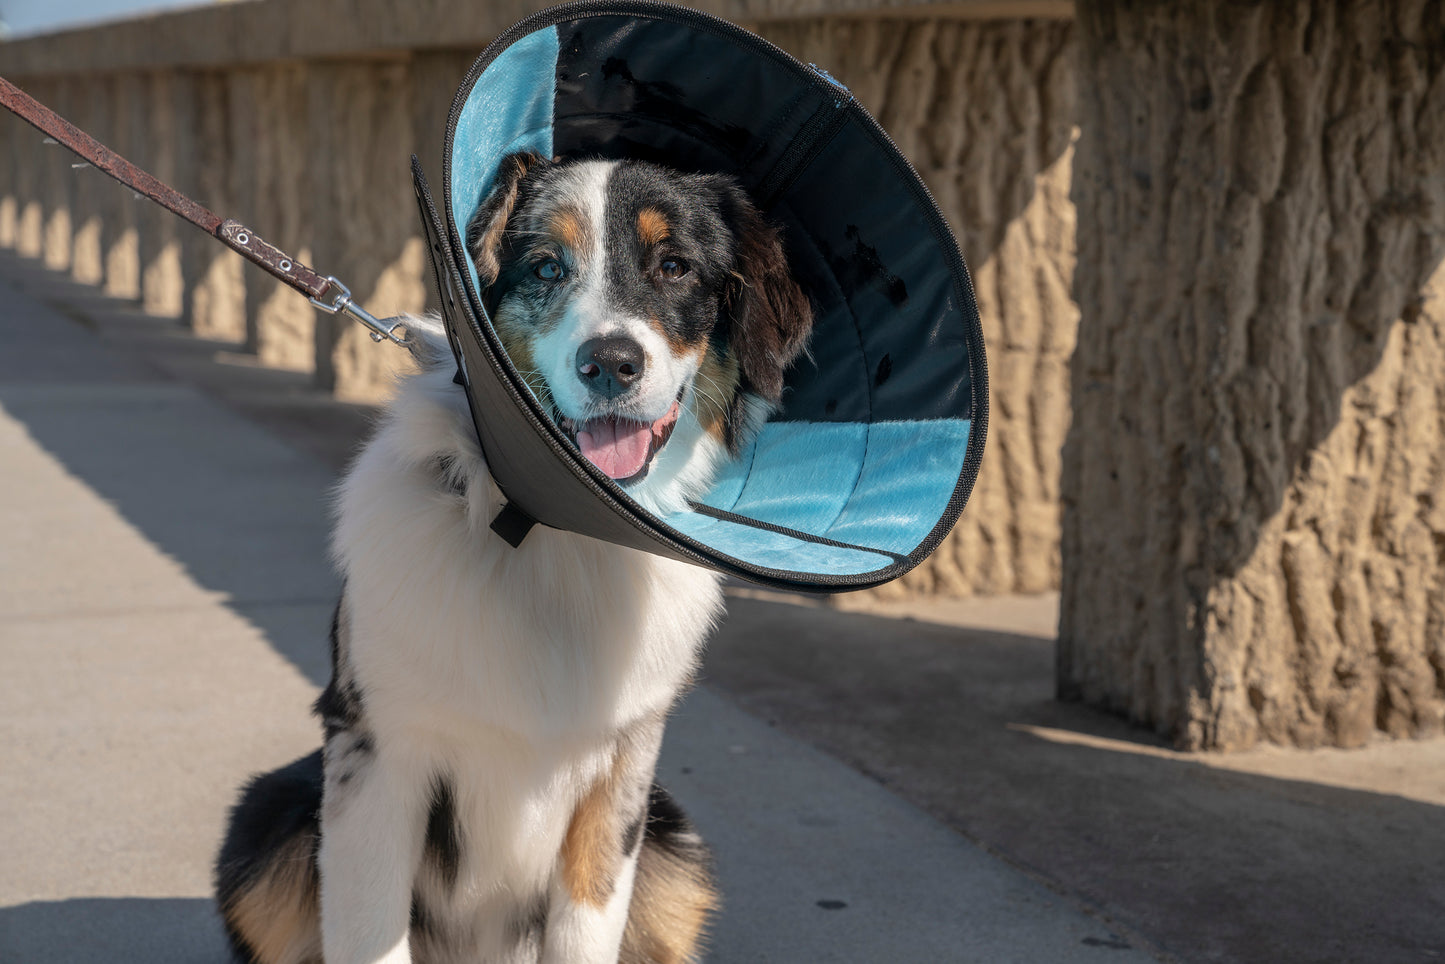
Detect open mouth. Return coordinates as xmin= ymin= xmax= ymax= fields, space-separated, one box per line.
xmin=557 ymin=398 xmax=681 ymax=484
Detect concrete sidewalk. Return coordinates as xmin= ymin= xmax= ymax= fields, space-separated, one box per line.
xmin=0 ymin=251 xmax=1156 ymax=962
xmin=3 ymin=249 xmax=1444 ymax=964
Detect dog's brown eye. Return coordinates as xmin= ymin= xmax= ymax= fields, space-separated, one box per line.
xmin=659 ymin=259 xmax=689 ymax=280
xmin=535 ymin=259 xmax=565 ymax=282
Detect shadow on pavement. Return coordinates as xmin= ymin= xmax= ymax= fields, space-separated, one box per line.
xmin=0 ymin=257 xmax=371 ymax=687
xmin=0 ymin=897 xmax=228 ymax=963
xmin=5 ymin=251 xmax=1443 ymax=963
xmin=707 ymin=595 xmax=1445 ymax=964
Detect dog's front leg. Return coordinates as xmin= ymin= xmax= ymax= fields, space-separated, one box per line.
xmin=542 ymin=848 xmax=642 ymax=964
xmin=318 ymin=736 xmax=429 ymax=964
xmin=541 ymin=731 xmax=661 ymax=964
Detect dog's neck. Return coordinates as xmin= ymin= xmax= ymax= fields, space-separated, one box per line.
xmin=334 ymin=319 xmax=726 ymax=592
xmin=331 ymin=348 xmax=724 ymax=744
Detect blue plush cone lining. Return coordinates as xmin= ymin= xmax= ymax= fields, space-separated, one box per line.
xmin=445 ymin=12 xmax=980 ymax=581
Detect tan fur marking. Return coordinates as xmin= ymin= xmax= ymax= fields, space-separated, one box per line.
xmin=637 ymin=208 xmax=670 ymax=247
xmin=692 ymin=347 xmax=741 ymax=442
xmin=647 ymin=317 xmax=705 ymax=363
xmin=475 ymin=222 xmax=508 ymax=285
xmin=494 ymin=314 xmax=546 ymax=403
xmin=549 ymin=206 xmax=590 ymax=253
xmin=562 ymin=746 xmax=629 ymax=907
xmin=468 ymin=151 xmax=544 ymax=286
xmin=494 ymin=294 xmax=571 ymax=414
xmin=222 ymin=838 xmax=321 ymax=964
xmin=620 ymin=841 xmax=719 ymax=964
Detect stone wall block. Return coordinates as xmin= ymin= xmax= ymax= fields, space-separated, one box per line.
xmin=13 ymin=79 xmax=46 ymax=259
xmin=39 ymin=80 xmax=74 ymax=273
xmin=167 ymin=70 xmax=203 ymax=312
xmin=1060 ymin=0 xmax=1445 ymax=749
xmin=227 ymin=69 xmax=268 ymax=353
xmin=0 ymin=103 xmax=21 ymax=250
xmin=307 ymin=60 xmax=421 ymax=401
xmin=34 ymin=78 xmax=65 ymax=267
xmin=409 ymin=51 xmax=480 ymax=317
xmin=756 ymin=17 xmax=1077 ymax=601
xmin=67 ymin=80 xmax=109 ymax=287
xmin=183 ymin=72 xmax=246 ymax=343
xmin=138 ymin=72 xmax=185 ymax=318
xmin=0 ymin=110 xmax=18 ymax=249
xmin=102 ymin=74 xmax=142 ymax=300
xmin=245 ymin=65 xmax=316 ymax=371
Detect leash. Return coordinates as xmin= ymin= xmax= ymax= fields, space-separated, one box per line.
xmin=0 ymin=75 xmax=410 ymax=346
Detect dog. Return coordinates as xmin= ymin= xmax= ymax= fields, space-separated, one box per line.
xmin=214 ymin=152 xmax=813 ymax=964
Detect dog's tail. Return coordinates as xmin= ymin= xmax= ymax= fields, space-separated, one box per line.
xmin=214 ymin=750 xmax=324 ymax=964
xmin=621 ymin=784 xmax=720 ymax=964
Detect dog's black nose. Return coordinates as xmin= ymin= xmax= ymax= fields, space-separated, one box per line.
xmin=576 ymin=336 xmax=646 ymax=397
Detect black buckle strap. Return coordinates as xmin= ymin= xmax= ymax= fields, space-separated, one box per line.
xmin=490 ymin=501 xmax=538 ymax=548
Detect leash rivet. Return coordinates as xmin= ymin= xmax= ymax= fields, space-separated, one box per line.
xmin=237 ymin=232 xmax=250 ymax=245
xmin=280 ymin=259 xmax=292 ymax=271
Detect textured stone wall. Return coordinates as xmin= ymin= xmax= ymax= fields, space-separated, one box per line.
xmin=756 ymin=17 xmax=1078 ymax=600
xmin=68 ymin=80 xmax=108 ymax=288
xmin=180 ymin=72 xmax=247 ymax=343
xmin=238 ymin=65 xmax=316 ymax=370
xmin=38 ymin=79 xmax=72 ymax=274
xmin=305 ymin=60 xmax=425 ymax=400
xmin=9 ymin=79 xmax=45 ymax=260
xmin=104 ymin=74 xmax=144 ymax=301
xmin=6 ymin=0 xmax=1440 ymax=748
xmin=0 ymin=112 xmax=17 ymax=249
xmin=141 ymin=73 xmax=185 ymax=319
xmin=1060 ymin=0 xmax=1445 ymax=749
xmin=0 ymin=6 xmax=1079 ymax=586
xmin=0 ymin=47 xmax=502 ymax=398
xmin=0 ymin=62 xmax=439 ymax=400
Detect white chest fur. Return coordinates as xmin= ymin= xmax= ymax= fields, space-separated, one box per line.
xmin=332 ymin=361 xmax=723 ymax=744
xmin=324 ymin=359 xmax=724 ymax=951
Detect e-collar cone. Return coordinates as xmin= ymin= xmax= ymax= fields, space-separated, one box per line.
xmin=411 ymin=0 xmax=988 ymax=593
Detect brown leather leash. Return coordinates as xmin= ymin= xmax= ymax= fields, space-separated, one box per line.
xmin=0 ymin=75 xmax=409 ymax=345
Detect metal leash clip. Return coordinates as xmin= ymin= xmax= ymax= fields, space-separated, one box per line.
xmin=309 ymin=277 xmax=411 ymax=346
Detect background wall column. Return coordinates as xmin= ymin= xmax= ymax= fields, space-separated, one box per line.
xmin=68 ymin=80 xmax=109 ymax=287
xmin=140 ymin=72 xmax=185 ymax=318
xmin=1060 ymin=0 xmax=1445 ymax=750
xmin=38 ymin=79 xmax=73 ymax=274
xmin=0 ymin=107 xmax=18 ymax=248
xmin=242 ymin=65 xmax=316 ymax=370
xmin=11 ymin=80 xmax=45 ymax=260
xmin=183 ymin=72 xmax=247 ymax=343
xmin=307 ymin=59 xmax=425 ymax=402
xmin=755 ymin=15 xmax=1078 ymax=601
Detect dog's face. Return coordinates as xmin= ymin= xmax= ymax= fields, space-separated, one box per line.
xmin=466 ymin=154 xmax=812 ymax=514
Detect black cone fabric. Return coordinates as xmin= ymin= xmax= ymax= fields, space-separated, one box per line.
xmin=412 ymin=0 xmax=987 ymax=592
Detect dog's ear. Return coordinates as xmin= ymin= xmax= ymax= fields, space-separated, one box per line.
xmin=719 ymin=185 xmax=813 ymax=405
xmin=466 ymin=151 xmax=548 ymax=286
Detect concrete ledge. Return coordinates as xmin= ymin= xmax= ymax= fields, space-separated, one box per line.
xmin=0 ymin=0 xmax=1072 ymax=78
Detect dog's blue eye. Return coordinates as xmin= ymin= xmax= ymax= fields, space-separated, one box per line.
xmin=534 ymin=259 xmax=565 ymax=281
xmin=659 ymin=259 xmax=689 ymax=280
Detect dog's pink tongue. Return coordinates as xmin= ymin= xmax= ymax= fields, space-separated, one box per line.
xmin=576 ymin=417 xmax=652 ymax=480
